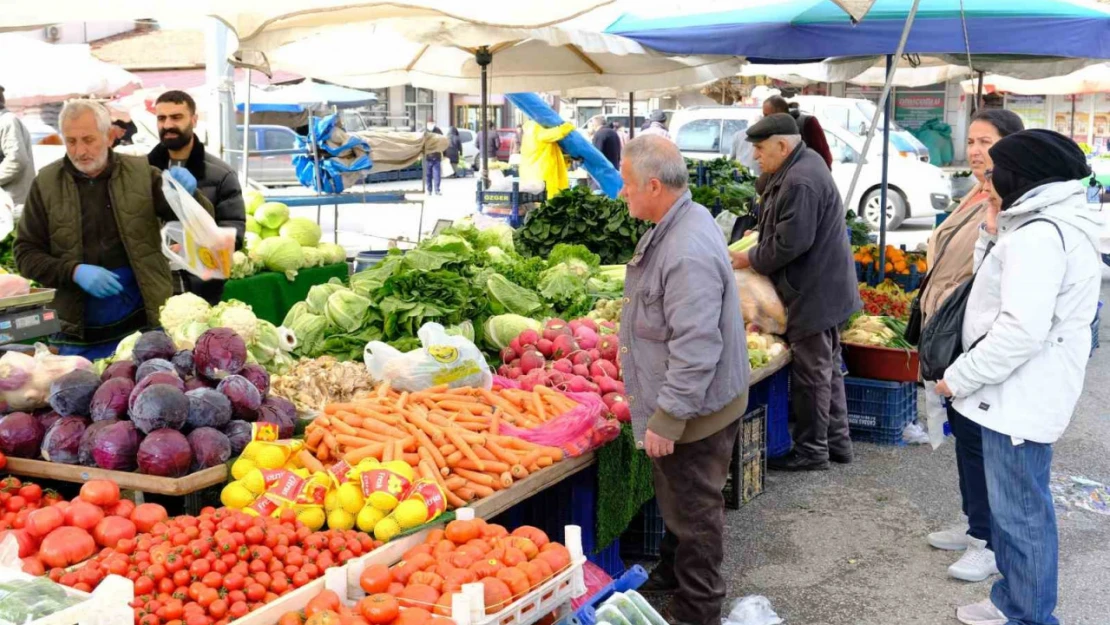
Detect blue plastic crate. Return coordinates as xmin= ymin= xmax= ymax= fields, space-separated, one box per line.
xmin=749 ymin=366 xmax=791 ymax=457
xmin=589 ymin=539 xmax=625 ymax=579
xmin=844 ymin=377 xmax=917 ymax=445
xmin=620 ymin=499 xmax=665 ymax=560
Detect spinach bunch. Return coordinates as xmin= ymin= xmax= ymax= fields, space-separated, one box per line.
xmin=515 ymin=186 xmax=651 ymax=265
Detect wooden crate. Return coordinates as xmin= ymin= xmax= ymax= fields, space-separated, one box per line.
xmin=4 ymin=459 xmax=227 ymax=496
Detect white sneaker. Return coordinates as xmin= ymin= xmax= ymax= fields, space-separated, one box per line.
xmin=927 ymin=522 xmax=971 ymax=551
xmin=956 ymin=599 xmax=1007 ymax=625
xmin=948 ymin=538 xmax=999 ymax=582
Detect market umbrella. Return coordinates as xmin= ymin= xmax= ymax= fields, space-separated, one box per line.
xmin=0 ymin=34 xmax=141 ymax=106
xmin=961 ymin=63 xmax=1110 ymax=95
xmin=234 ymin=80 xmax=379 ymax=113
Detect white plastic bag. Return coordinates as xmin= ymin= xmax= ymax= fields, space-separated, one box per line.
xmin=364 ymin=322 xmax=493 ymax=392
xmin=923 ymin=380 xmax=949 ymax=450
xmin=160 ymin=174 xmax=236 ymax=281
xmin=734 ymin=269 xmax=787 ymax=335
xmin=722 ymin=595 xmax=783 ymax=625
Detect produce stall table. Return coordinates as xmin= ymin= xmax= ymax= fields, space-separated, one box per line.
xmin=221 ymin=262 xmax=349 ymax=325
xmin=266 ymin=188 xmax=428 ymax=245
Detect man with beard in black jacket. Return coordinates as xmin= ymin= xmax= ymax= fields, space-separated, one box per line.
xmin=148 ymin=90 xmax=246 ymax=305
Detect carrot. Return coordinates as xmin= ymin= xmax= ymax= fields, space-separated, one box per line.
xmin=490 ymin=411 xmax=500 ymax=436
xmin=530 ymin=392 xmax=547 ymax=422
xmin=519 ymin=448 xmax=543 ymax=469
xmin=324 ymin=403 xmax=354 ymax=415
xmin=485 ymin=440 xmax=521 ymax=466
xmin=375 ymin=381 xmax=392 ymax=398
xmin=405 ymin=412 xmax=446 ymax=445
xmin=397 ymin=392 xmax=409 ymax=410
xmin=511 ymin=464 xmax=529 ymax=479
xmin=335 ymin=434 xmax=379 ymax=450
xmin=438 ymin=444 xmax=458 ymax=456
xmin=437 ymin=400 xmax=490 ymax=415
xmin=413 ymin=430 xmax=447 ymax=470
xmin=453 ymin=468 xmax=495 ymax=487
xmin=343 ymin=444 xmax=384 ymax=464
xmin=445 ymin=451 xmax=464 ymax=467
xmin=298 ymin=450 xmax=325 ymax=473
xmin=322 ymin=432 xmax=338 ymax=452
xmin=479 ymin=389 xmax=525 ymax=421
xmin=315 ymin=415 xmax=332 ymax=428
xmin=446 ymin=490 xmax=468 ymax=509
xmin=402 ymin=453 xmax=421 ymax=466
xmin=454 ymin=487 xmax=476 ymax=502
xmin=382 ymin=441 xmax=394 ymax=463
xmin=536 ymin=456 xmax=554 ymax=468
xmin=473 ymin=445 xmax=497 ymax=462
xmin=498 ymin=472 xmax=514 ymax=489
xmin=444 ymin=476 xmax=467 ymax=491
xmin=317 ymin=445 xmax=330 ymax=462
xmin=305 ymin=428 xmax=325 ymax=447
xmin=464 ymin=481 xmax=495 ymax=498
xmin=329 ymin=416 xmax=359 ymax=436
xmin=456 ymin=459 xmax=510 ymax=474
xmin=446 ymin=428 xmax=485 ymax=471
xmin=393 ymin=440 xmax=405 ymax=461
xmin=535 ymin=386 xmax=577 ymax=413
xmin=358 ymin=417 xmax=408 ymax=440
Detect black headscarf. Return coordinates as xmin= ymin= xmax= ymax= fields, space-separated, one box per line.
xmin=988 ymin=129 xmax=1091 ymax=210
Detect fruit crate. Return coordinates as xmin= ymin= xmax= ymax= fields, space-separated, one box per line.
xmin=724 ymin=406 xmax=768 ymax=510
xmin=844 ymin=377 xmax=917 ymax=445
xmin=856 ymin=258 xmax=923 ymax=292
xmin=748 ymin=366 xmax=791 ymax=457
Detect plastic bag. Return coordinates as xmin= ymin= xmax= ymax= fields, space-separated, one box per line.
xmin=923 ymin=380 xmax=949 ymax=450
xmin=722 ymin=595 xmax=783 ymax=625
xmin=160 ymin=174 xmax=236 ymax=281
xmin=364 ymin=323 xmax=492 ymax=392
xmin=0 ymin=275 xmax=30 ymax=299
xmin=493 ymin=376 xmax=618 ymax=457
xmin=572 ymin=562 xmax=613 ymax=609
xmin=734 ymin=269 xmax=787 ymax=335
xmin=0 ymin=344 xmax=94 ymax=413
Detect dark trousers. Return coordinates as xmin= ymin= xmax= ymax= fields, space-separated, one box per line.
xmin=424 ymin=159 xmax=441 ymax=193
xmin=790 ymin=327 xmax=851 ymax=460
xmin=948 ymin=404 xmax=993 ymax=547
xmin=652 ymin=420 xmax=740 ymax=625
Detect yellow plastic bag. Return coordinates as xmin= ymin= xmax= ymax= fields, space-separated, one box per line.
xmin=160 ymin=174 xmax=236 ymax=280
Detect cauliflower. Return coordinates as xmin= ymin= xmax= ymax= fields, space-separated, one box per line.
xmin=209 ymin=300 xmax=260 ymax=344
xmin=159 ymin=293 xmax=212 ymax=333
xmin=170 ymin=320 xmax=210 ymax=350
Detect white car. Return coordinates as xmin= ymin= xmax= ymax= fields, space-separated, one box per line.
xmin=670 ymin=106 xmax=950 ymax=230
xmin=789 ymin=95 xmax=933 ymax=163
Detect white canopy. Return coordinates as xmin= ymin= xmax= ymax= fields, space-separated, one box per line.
xmin=0 ymin=34 xmax=141 ymax=106
xmin=960 ymin=63 xmax=1110 ymax=95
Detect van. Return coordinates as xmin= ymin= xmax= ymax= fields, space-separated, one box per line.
xmin=670 ymin=106 xmax=950 ymax=230
xmin=789 ymin=95 xmax=933 ymax=163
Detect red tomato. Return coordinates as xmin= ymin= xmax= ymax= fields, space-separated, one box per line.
xmin=17 ymin=484 xmax=41 ymax=504
xmin=25 ymin=506 xmax=64 ymax=538
xmin=92 ymin=516 xmax=137 ymax=549
xmin=64 ymin=501 xmax=105 ymax=531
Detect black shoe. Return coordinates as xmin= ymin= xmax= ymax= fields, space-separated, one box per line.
xmin=768 ymin=450 xmax=830 ymax=472
xmin=829 ymin=451 xmax=853 ymax=464
xmin=639 ymin=569 xmax=679 ymax=594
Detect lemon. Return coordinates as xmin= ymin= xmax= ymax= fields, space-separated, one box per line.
xmin=309 ymin=471 xmax=331 ymax=489
xmin=240 ymin=469 xmax=266 ymax=495
xmin=367 ymin=490 xmax=400 ymax=512
xmin=291 ymin=467 xmax=311 ymax=479
xmin=231 ymin=457 xmax=257 ymax=481
xmin=374 ymin=517 xmax=401 ymax=542
xmin=220 ymin=482 xmax=255 ymax=509
xmin=357 ymin=505 xmax=387 ymax=533
xmin=337 ymin=482 xmax=365 ymax=515
xmin=384 ymin=460 xmax=415 ymax=482
xmin=255 ymin=445 xmax=288 ymax=470
xmin=393 ymin=498 xmax=428 ymax=530
xmin=327 ymin=508 xmax=356 ymax=531
xmin=297 ymin=507 xmax=326 ymax=531
xmin=324 ymin=489 xmax=340 ymax=511
xmin=241 ymin=441 xmax=261 ymax=460
xmin=355 ymin=458 xmax=380 ymax=473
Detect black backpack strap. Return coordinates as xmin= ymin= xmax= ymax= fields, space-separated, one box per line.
xmin=1016 ymin=217 xmax=1066 ymax=251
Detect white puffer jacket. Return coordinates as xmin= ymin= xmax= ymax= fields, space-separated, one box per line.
xmin=945 ymin=180 xmax=1103 ymax=444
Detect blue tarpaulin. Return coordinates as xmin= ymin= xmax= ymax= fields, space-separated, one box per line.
xmin=292 ymin=115 xmax=372 ymax=194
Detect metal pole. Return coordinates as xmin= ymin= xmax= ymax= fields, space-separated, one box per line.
xmin=477 ymin=46 xmax=492 ymax=190
xmin=878 ymin=54 xmax=893 ymax=283
xmin=239 ymin=68 xmax=252 ymax=187
xmin=628 ymin=92 xmax=635 ymax=139
xmin=975 ymin=70 xmax=985 ymax=113
xmin=845 ymin=0 xmax=920 ymax=212
xmin=1070 ymin=96 xmax=1077 ymax=138
xmin=204 ymin=19 xmax=231 ymax=159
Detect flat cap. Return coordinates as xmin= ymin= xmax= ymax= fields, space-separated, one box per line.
xmin=746 ymin=113 xmax=799 ymax=142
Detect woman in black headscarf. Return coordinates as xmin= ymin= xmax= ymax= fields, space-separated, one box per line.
xmin=937 ymin=129 xmax=1101 ymax=625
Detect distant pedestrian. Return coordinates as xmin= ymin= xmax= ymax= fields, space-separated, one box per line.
xmin=423 ymin=121 xmax=443 ymax=194
xmin=763 ymin=96 xmax=833 ymax=169
xmin=445 ymin=127 xmax=463 ymax=178
xmin=592 ymin=121 xmax=622 ymax=170
xmin=0 ymin=85 xmax=35 ymax=206
xmin=640 ymin=110 xmax=672 ymax=141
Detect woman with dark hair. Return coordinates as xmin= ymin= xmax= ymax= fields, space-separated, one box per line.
xmin=445 ymin=127 xmax=462 ymax=177
xmin=938 ymin=129 xmax=1100 ymax=625
xmin=922 ymin=109 xmax=1025 ymax=584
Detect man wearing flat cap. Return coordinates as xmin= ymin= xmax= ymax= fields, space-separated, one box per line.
xmin=732 ymin=113 xmax=861 ymax=472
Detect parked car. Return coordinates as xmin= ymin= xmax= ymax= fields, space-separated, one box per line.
xmin=789 ymin=95 xmax=933 ymax=163
xmin=671 ymin=106 xmax=950 ymax=230
xmin=227 ymin=125 xmax=301 ymax=186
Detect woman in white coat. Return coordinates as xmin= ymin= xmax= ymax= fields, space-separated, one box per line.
xmin=937 ymin=129 xmax=1102 ymax=625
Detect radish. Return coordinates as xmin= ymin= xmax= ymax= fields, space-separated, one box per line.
xmin=500 ymin=347 xmax=518 ymax=364
xmin=577 ymin=318 xmax=599 ymax=333
xmin=565 ymin=376 xmax=594 ymax=393
xmin=599 ymin=320 xmax=618 ymax=335
xmin=610 ymin=398 xmax=631 ymax=422
xmin=598 ymin=335 xmax=620 ymax=362
xmin=510 ymin=337 xmax=523 ymax=355
xmin=552 ymin=359 xmax=574 ymax=374
xmin=498 ymin=365 xmax=512 ymax=378
xmin=519 ymin=329 xmax=540 ymax=347
xmin=543 ymin=320 xmax=572 ymax=342
xmin=573 ymin=325 xmax=600 ymax=350
xmin=507 ymin=367 xmax=523 ymax=380
xmin=568 ymin=320 xmax=583 ymax=333
xmin=571 ymin=351 xmax=593 ymax=367
xmin=520 ymin=351 xmax=546 ymax=374
xmin=552 ymin=335 xmax=579 ymax=359
xmin=590 ymin=359 xmax=619 ymax=379
xmin=572 ymin=364 xmax=590 ymax=378
xmin=546 ymin=371 xmax=569 ymax=388
xmin=602 ymin=392 xmax=621 ymax=410
xmin=536 ymin=338 xmax=555 ymax=358
xmin=597 ymin=376 xmax=624 ymax=395
xmin=510 ymin=358 xmax=521 ymax=369
xmin=588 ymin=348 xmax=602 ymax=362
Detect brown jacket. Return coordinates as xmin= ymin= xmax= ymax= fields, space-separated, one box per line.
xmin=921 ymin=182 xmax=990 ymax=320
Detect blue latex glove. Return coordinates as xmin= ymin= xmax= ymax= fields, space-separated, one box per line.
xmin=73 ymin=264 xmax=123 ymax=299
xmin=168 ymin=166 xmax=197 ymax=195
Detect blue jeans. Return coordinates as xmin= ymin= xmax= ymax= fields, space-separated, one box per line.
xmin=424 ymin=159 xmax=441 ymax=193
xmin=949 ymin=405 xmax=992 ymax=547
xmin=982 ymin=426 xmax=1059 ymax=625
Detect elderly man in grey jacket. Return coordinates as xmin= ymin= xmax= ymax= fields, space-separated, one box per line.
xmin=0 ymin=86 xmax=35 ymax=206
xmin=618 ymin=135 xmax=749 ymax=625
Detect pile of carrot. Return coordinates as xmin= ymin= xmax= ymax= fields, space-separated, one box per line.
xmin=302 ymin=383 xmax=569 ymax=509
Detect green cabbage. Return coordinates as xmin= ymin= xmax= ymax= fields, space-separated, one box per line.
xmin=159 ymin=293 xmax=211 ymax=333
xmin=255 ymin=202 xmax=290 ymax=229
xmin=487 ymin=274 xmax=544 ymax=317
xmin=290 ymin=313 xmax=328 ymax=354
xmin=244 ymin=232 xmax=262 ymax=253
xmin=250 ymin=320 xmax=281 ymax=364
xmin=113 ymin=331 xmax=143 ymax=362
xmin=279 ymin=217 xmax=322 ymax=247
xmin=421 ymin=234 xmax=472 ymax=257
xmin=282 ymin=301 xmax=310 ymax=329
xmin=306 ymin=281 xmax=347 ymax=315
xmin=170 ymin=320 xmax=209 ymax=350
xmin=210 ymin=300 xmax=260 ymax=344
xmin=301 ymin=246 xmax=322 ymax=268
xmin=325 ymin=290 xmax=371 ymax=333
xmin=245 ymin=216 xmax=261 ymax=235
xmin=483 ymin=315 xmax=542 ymax=350
xmin=244 ymin=189 xmax=265 ymax=216
xmin=476 ymin=224 xmax=514 ymax=252
xmin=252 ymin=236 xmax=304 ymax=280
xmin=445 ymin=320 xmax=475 ymax=342
xmin=260 ymin=227 xmax=280 ymax=239
xmin=316 ymin=243 xmax=347 ymax=265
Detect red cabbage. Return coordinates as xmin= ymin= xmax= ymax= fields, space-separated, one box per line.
xmin=79 ymin=418 xmax=118 ymax=466
xmin=132 ymin=331 xmax=176 ymax=364
xmin=100 ymin=360 xmax=137 ymax=382
xmin=137 ymin=429 xmax=193 ymax=477
xmin=216 ymin=375 xmax=261 ymax=421
xmin=136 ymin=359 xmax=176 ymax=382
xmin=0 ymin=412 xmax=45 ymax=458
xmin=172 ymin=350 xmax=195 ymax=378
xmin=48 ymin=369 xmax=101 ymax=417
xmin=194 ymin=328 xmax=247 ymax=380
xmin=90 ymin=378 xmax=134 ymax=422
xmin=128 ymin=371 xmax=184 ymax=414
xmin=186 ymin=427 xmax=231 ymax=471
xmin=185 ymin=388 xmax=232 ymax=430
xmin=223 ymin=420 xmax=252 ymax=456
xmin=238 ymin=363 xmax=271 ymax=396
xmin=36 ymin=410 xmax=62 ymax=431
xmin=131 ymin=384 xmax=189 ymax=434
xmin=257 ymin=396 xmax=297 ymax=439
xmin=183 ymin=377 xmax=212 ymax=392
xmin=41 ymin=416 xmax=89 ymax=464
xmin=93 ymin=421 xmax=142 ymax=471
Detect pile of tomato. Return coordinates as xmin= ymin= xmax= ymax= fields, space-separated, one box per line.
xmin=53 ymin=506 xmax=380 ymax=625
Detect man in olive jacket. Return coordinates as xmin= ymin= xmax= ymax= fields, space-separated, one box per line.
xmin=619 ymin=135 xmax=748 ymax=625
xmin=148 ymin=90 xmax=245 ymax=306
xmin=732 ymin=113 xmax=861 ymax=472
xmin=14 ymin=100 xmax=214 ymax=359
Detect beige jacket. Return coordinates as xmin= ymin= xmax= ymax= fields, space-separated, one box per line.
xmin=921 ymin=182 xmax=990 ymax=320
